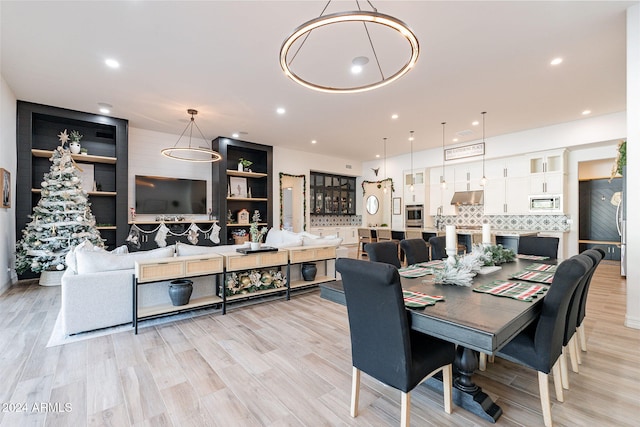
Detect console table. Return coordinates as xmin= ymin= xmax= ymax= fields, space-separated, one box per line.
xmin=133 ymin=253 xmax=224 ymax=333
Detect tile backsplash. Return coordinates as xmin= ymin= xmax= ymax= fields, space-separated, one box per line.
xmin=310 ymin=215 xmax=363 ymax=227
xmin=438 ymin=205 xmax=570 ymax=232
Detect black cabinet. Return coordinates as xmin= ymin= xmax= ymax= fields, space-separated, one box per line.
xmin=16 ymin=102 xmax=128 ymax=257
xmin=310 ymin=172 xmax=356 ymax=215
xmin=211 ymin=137 xmax=273 ymax=245
xmin=579 ymin=242 xmax=621 ymax=261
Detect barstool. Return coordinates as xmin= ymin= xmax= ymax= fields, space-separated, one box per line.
xmin=357 ymin=228 xmax=376 ymax=259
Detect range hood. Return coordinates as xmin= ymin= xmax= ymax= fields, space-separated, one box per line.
xmin=451 ymin=190 xmax=484 ymax=205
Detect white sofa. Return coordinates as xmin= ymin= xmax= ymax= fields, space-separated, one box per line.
xmin=61 ymin=229 xmax=345 ymax=335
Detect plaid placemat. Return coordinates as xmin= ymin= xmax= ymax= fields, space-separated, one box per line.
xmin=524 ymin=263 xmax=557 ymax=272
xmin=473 ymin=280 xmax=548 ymax=302
xmin=399 ymin=265 xmax=433 ymax=278
xmin=517 ymin=254 xmax=550 ymax=260
xmin=416 ymin=260 xmax=446 ymax=270
xmin=402 ymin=290 xmax=445 ymax=308
xmin=510 ymin=270 xmax=555 ymax=284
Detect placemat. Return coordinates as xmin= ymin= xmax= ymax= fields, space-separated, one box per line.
xmin=510 ymin=270 xmax=555 ymax=284
xmin=524 ymin=263 xmax=557 ymax=272
xmin=402 ymin=290 xmax=444 ymax=308
xmin=473 ymin=280 xmax=548 ymax=302
xmin=399 ymin=265 xmax=433 ymax=278
xmin=416 ymin=260 xmax=446 ymax=269
xmin=516 ymin=254 xmax=550 ymax=260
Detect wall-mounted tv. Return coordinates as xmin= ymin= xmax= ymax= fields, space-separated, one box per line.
xmin=135 ymin=175 xmax=207 ymax=215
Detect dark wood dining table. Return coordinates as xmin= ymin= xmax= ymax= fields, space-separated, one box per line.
xmin=320 ymin=257 xmax=556 ymax=423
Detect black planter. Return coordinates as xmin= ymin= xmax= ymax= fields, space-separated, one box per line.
xmin=301 ymin=263 xmax=317 ymax=281
xmin=168 ymin=279 xmax=193 ymax=306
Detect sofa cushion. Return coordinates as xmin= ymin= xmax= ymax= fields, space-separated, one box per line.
xmin=303 ymin=236 xmax=343 ymax=246
xmin=176 ymin=242 xmax=222 ymax=256
xmin=76 ymin=245 xmax=175 ymax=275
xmin=65 ymin=240 xmax=128 ymax=274
xmin=265 ymin=228 xmax=303 ymax=248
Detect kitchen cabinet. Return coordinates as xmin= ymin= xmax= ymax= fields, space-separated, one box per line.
xmin=429 ymin=167 xmax=456 ymax=216
xmin=453 ymin=162 xmax=484 ymax=192
xmin=482 ymin=156 xmax=529 ymax=215
xmin=310 ymin=172 xmax=356 ymax=215
xmin=309 ymin=227 xmax=358 ymax=244
xmin=405 ymin=168 xmax=426 ymax=205
xmin=579 ymin=241 xmax=621 ymax=261
xmin=528 ymin=149 xmax=566 ymax=194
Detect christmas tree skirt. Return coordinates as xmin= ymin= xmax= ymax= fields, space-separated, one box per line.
xmin=39 ymin=270 xmax=64 ymax=286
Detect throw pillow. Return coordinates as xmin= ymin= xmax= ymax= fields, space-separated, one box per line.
xmin=175 ymin=242 xmax=222 ymax=256
xmin=65 ymin=240 xmax=128 ymax=274
xmin=76 ymin=245 xmax=174 ymax=275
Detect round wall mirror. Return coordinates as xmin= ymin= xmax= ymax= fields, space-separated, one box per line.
xmin=366 ymin=195 xmax=379 ymax=215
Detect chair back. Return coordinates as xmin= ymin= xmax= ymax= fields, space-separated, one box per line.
xmin=563 ymin=253 xmax=595 ymax=345
xmin=400 ymin=239 xmax=430 ymax=265
xmin=404 ymin=229 xmax=423 ymax=240
xmin=518 ymin=236 xmax=559 ymax=259
xmin=376 ymin=228 xmax=393 ymax=241
xmin=577 ymin=248 xmax=605 ymax=326
xmin=364 ymin=241 xmax=401 ymax=268
xmin=428 ymin=236 xmax=447 ymax=260
xmin=357 ymin=228 xmax=373 ymax=240
xmin=533 ymin=254 xmax=590 ymax=371
xmin=336 ymin=258 xmax=413 ymax=391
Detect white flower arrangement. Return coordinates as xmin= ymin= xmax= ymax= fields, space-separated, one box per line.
xmin=225 ymin=269 xmax=287 ymax=296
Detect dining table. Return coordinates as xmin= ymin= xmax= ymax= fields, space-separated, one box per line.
xmin=320 ymin=257 xmax=557 ymax=423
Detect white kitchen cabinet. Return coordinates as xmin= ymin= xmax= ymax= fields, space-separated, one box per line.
xmin=482 ymin=156 xmax=530 ymax=214
xmin=308 ymin=227 xmax=358 ymax=245
xmin=404 ymin=168 xmax=426 ymax=205
xmin=530 ymin=172 xmax=565 ymax=195
xmin=429 ymin=167 xmax=456 ymax=216
xmin=527 ymin=150 xmax=566 ymax=194
xmin=453 ymin=162 xmax=484 ymax=191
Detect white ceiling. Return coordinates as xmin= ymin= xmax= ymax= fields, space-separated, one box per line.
xmin=0 ymin=1 xmax=632 ymax=162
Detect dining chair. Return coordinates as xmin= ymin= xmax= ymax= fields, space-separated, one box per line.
xmin=357 ymin=228 xmax=376 ymax=259
xmin=517 ymin=235 xmax=560 ymax=259
xmin=400 ymin=239 xmax=430 ymax=265
xmin=576 ymin=247 xmax=606 ymax=352
xmin=495 ymin=254 xmax=591 ymax=427
xmin=364 ymin=241 xmax=401 ymax=268
xmin=404 ymin=229 xmax=424 ymax=240
xmin=335 ymin=258 xmax=455 ymax=426
xmin=559 ymin=252 xmax=594 ymax=389
xmin=428 ymin=236 xmax=447 ymax=260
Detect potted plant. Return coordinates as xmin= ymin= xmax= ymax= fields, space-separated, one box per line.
xmin=249 ymin=210 xmax=268 ymax=249
xmin=238 ymin=158 xmax=253 ymax=172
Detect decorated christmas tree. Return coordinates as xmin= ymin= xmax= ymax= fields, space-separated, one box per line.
xmin=15 ymin=130 xmax=104 ymax=274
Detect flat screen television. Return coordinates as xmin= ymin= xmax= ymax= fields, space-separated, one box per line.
xmin=135 ymin=175 xmax=207 ymax=215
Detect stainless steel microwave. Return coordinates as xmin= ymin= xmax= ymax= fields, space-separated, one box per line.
xmin=529 ymin=195 xmax=562 ymax=212
xmin=405 ymin=204 xmax=424 ymax=227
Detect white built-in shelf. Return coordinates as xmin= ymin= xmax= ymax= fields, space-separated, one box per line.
xmin=226 ymin=170 xmax=268 ymax=178
xmin=32 ymin=149 xmax=117 ymax=164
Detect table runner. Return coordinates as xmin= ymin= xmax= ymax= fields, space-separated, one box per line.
xmin=516 ymin=254 xmax=550 ymax=260
xmin=399 ymin=265 xmax=433 ymax=278
xmin=416 ymin=260 xmax=446 ymax=269
xmin=402 ymin=290 xmax=445 ymax=308
xmin=524 ymin=263 xmax=557 ymax=272
xmin=473 ymin=280 xmax=548 ymax=302
xmin=510 ymin=270 xmax=555 ymax=284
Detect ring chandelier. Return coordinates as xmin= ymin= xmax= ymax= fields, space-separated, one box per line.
xmin=161 ymin=109 xmax=222 ymax=163
xmin=280 ymin=2 xmax=419 ymax=94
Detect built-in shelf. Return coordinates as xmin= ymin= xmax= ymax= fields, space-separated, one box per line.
xmin=32 ymin=148 xmax=117 ymax=164
xmin=227 ymin=223 xmax=267 ymax=227
xmin=96 ymin=225 xmax=117 ymax=230
xmin=226 ymin=170 xmax=268 ymax=178
xmin=226 ymin=197 xmax=269 ymax=202
xmin=31 ymin=188 xmax=117 ymax=196
xmin=129 ymin=220 xmax=219 ymax=225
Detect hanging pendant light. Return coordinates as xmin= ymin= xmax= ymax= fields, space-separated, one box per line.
xmin=480 ymin=111 xmax=488 ymax=187
xmin=161 ymin=109 xmax=222 ymax=163
xmin=409 ymin=131 xmax=415 ymax=192
xmin=383 ymin=137 xmax=388 ymax=194
xmin=440 ymin=122 xmax=447 ymax=189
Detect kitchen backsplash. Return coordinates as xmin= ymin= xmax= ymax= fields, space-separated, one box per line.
xmin=310 ymin=215 xmax=363 ymax=227
xmin=437 ymin=205 xmax=570 ymax=232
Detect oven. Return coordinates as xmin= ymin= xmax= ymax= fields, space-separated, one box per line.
xmin=405 ymin=204 xmax=424 ymax=228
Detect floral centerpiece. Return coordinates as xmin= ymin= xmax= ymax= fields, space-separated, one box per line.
xmin=226 ymin=269 xmax=287 ymax=296
xmin=431 ymin=244 xmax=515 ymax=287
xmin=249 ymin=210 xmax=268 ymax=243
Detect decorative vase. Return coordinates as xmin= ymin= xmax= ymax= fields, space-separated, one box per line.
xmin=69 ymin=141 xmax=81 ymax=154
xmin=168 ymin=279 xmax=193 ymax=306
xmin=301 ymin=263 xmax=317 ymax=281
xmin=238 ymin=163 xmax=243 ymax=171
xmin=251 ymin=242 xmax=261 ymax=250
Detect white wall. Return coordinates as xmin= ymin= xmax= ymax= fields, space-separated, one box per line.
xmin=626 ymin=4 xmax=640 ymax=329
xmin=0 ymin=75 xmax=17 ymax=294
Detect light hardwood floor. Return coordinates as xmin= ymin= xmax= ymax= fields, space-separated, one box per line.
xmin=0 ymin=250 xmax=638 ymax=426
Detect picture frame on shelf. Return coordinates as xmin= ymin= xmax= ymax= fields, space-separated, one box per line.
xmin=1 ymin=168 xmax=10 ymax=208
xmin=237 ymin=208 xmax=250 ymax=224
xmin=229 ymin=177 xmax=247 ymax=198
xmin=393 ymin=197 xmax=401 ymax=215
xmin=76 ymin=164 xmax=95 ymax=193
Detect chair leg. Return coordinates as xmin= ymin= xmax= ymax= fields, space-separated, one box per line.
xmin=479 ymin=353 xmax=487 ymax=371
xmin=568 ymin=336 xmax=579 ymax=373
xmin=350 ymin=367 xmax=360 ymax=417
xmin=573 ymin=335 xmax=582 ymax=365
xmin=552 ymin=360 xmax=564 ymax=402
xmin=401 ymin=392 xmax=410 ymax=427
xmin=538 ymin=371 xmax=554 ymax=427
xmin=559 ymin=347 xmax=570 ymax=389
xmin=577 ymin=324 xmax=587 ymax=352
xmin=442 ymin=364 xmax=453 ymax=414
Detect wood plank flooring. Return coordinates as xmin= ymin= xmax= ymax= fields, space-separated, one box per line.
xmin=0 ymin=252 xmax=638 ymax=426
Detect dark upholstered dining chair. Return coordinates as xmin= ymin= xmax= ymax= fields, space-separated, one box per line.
xmin=576 ymin=247 xmax=606 ymax=352
xmin=428 ymin=236 xmax=447 ymax=261
xmin=400 ymin=239 xmax=430 ymax=265
xmin=495 ymin=254 xmax=591 ymax=427
xmin=364 ymin=241 xmax=401 ymax=268
xmin=336 ymin=258 xmax=455 ymax=426
xmin=517 ymin=235 xmax=560 ymax=259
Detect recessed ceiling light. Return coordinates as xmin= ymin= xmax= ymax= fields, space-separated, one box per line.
xmin=452 ymin=138 xmax=459 ymax=142
xmin=472 ymin=121 xmax=479 ymax=126
xmin=351 ymin=56 xmax=369 ymax=74
xmin=375 ymin=154 xmax=380 ymax=158
xmin=351 ymin=65 xmax=363 ymax=74
xmin=105 ymin=58 xmax=120 ymax=69
xmin=582 ymin=110 xmax=591 ymax=115
xmin=97 ymin=103 xmax=112 ymax=114
xmin=311 ymin=140 xmax=317 ymax=144
xmin=550 ymin=57 xmax=563 ymax=66
xmin=391 ymin=114 xmax=399 ymax=119
xmin=232 ymin=133 xmax=239 ymax=138
xmin=276 ymin=107 xmax=286 ymax=115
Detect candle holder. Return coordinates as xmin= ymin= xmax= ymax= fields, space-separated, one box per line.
xmin=446 ymin=248 xmax=457 ymax=265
